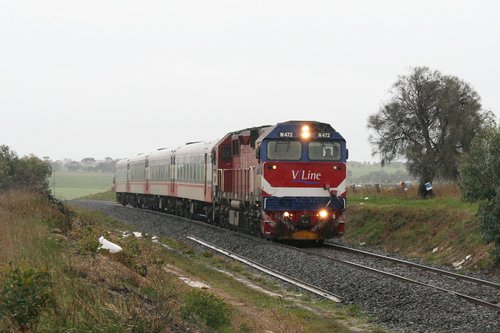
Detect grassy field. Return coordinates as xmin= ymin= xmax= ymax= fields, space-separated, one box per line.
xmin=48 ymin=171 xmax=114 ymax=200
xmin=47 ymin=162 xmax=408 ymax=200
xmin=348 ymin=162 xmax=407 ymax=178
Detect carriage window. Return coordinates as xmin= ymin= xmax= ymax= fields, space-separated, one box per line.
xmin=308 ymin=141 xmax=341 ymax=161
xmin=266 ymin=141 xmax=302 ymax=160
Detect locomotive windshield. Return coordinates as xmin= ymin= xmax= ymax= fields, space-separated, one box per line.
xmin=265 ymin=139 xmax=342 ymax=161
xmin=308 ymin=141 xmax=341 ymax=161
xmin=267 ymin=140 xmax=302 ymax=160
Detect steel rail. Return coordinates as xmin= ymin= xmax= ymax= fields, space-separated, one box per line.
xmin=270 ymin=242 xmax=500 ymax=311
xmin=186 ymin=235 xmax=342 ymax=303
xmin=324 ymin=242 xmax=500 ymax=290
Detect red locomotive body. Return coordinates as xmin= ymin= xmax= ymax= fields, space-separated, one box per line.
xmin=115 ymin=120 xmax=348 ymax=241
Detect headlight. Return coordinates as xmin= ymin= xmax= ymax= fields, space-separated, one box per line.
xmin=283 ymin=211 xmax=290 ymax=218
xmin=318 ymin=209 xmax=328 ymax=219
xmin=301 ymin=125 xmax=311 ymax=139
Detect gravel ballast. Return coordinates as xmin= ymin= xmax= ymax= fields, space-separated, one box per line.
xmin=71 ymin=200 xmax=500 ymax=333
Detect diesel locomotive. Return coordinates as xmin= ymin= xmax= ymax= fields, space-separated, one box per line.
xmin=114 ymin=120 xmax=348 ymax=241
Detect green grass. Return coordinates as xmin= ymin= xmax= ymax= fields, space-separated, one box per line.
xmin=344 ymin=200 xmax=494 ymax=270
xmin=167 ymin=249 xmax=358 ymax=333
xmin=0 ymin=195 xmax=200 ymax=332
xmin=348 ymin=192 xmax=480 ymax=221
xmin=48 ymin=171 xmax=114 ymax=200
xmin=78 ymin=190 xmax=116 ymax=201
xmin=349 ymin=194 xmax=477 ymax=210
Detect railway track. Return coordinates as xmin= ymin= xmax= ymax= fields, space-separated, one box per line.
xmin=276 ymin=241 xmax=500 ymax=311
xmin=325 ymin=242 xmax=500 ymax=290
xmin=185 ymin=230 xmax=500 ymax=311
xmin=71 ymin=200 xmax=500 ymax=332
xmin=93 ymin=201 xmax=500 ymax=311
xmin=187 ymin=235 xmax=342 ymax=302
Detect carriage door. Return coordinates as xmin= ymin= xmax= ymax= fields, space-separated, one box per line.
xmin=169 ymin=155 xmax=175 ymax=196
xmin=204 ymin=153 xmax=208 ymax=199
xmin=126 ymin=163 xmax=131 ymax=193
xmin=144 ymin=159 xmax=149 ymax=194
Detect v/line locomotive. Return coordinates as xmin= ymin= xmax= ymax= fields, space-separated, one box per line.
xmin=114 ymin=120 xmax=348 ymax=241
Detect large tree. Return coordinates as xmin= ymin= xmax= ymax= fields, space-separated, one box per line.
xmin=367 ymin=67 xmax=487 ymax=198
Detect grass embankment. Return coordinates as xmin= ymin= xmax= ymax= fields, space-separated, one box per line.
xmin=78 ymin=189 xmax=116 ymax=201
xmin=345 ymin=185 xmax=495 ymax=271
xmin=0 ymin=191 xmax=381 ymax=333
xmin=48 ymin=171 xmax=114 ymax=200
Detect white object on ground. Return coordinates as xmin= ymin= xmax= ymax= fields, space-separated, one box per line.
xmin=98 ymin=236 xmax=123 ymax=253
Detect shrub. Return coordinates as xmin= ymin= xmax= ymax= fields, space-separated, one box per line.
xmin=0 ymin=267 xmax=54 ymax=331
xmin=459 ymin=125 xmax=500 ymax=262
xmin=112 ymin=237 xmax=148 ymax=276
xmin=181 ymin=290 xmax=230 ymax=329
xmin=78 ymin=233 xmax=101 ymax=256
xmin=0 ymin=145 xmax=51 ymax=194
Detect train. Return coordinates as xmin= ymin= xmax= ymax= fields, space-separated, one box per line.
xmin=114 ymin=120 xmax=348 ymax=241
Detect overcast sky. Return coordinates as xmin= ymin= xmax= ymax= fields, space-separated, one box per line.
xmin=1 ymin=0 xmax=499 ymax=162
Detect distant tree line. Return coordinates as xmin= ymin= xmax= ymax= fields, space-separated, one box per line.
xmin=48 ymin=157 xmax=118 ymax=173
xmin=348 ymin=161 xmax=407 ymax=168
xmin=0 ymin=145 xmax=51 ymax=193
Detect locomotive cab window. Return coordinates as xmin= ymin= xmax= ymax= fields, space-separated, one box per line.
xmin=232 ymin=139 xmax=240 ymax=156
xmin=266 ymin=140 xmax=302 ymax=160
xmin=221 ymin=146 xmax=231 ymax=161
xmin=308 ymin=141 xmax=341 ymax=161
